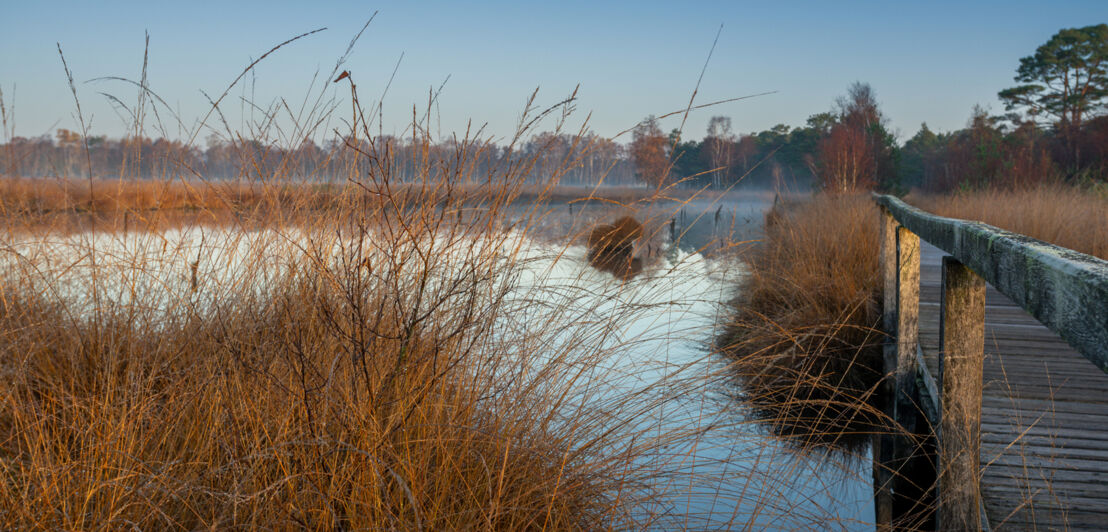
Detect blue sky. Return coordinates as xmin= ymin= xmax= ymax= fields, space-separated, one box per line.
xmin=2 ymin=1 xmax=1105 ymax=145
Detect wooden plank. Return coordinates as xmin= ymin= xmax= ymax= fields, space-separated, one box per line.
xmin=983 ymin=451 xmax=1108 ymax=473
xmin=938 ymin=256 xmax=986 ymax=531
xmin=980 ymin=386 xmax=1106 ymax=403
xmin=985 ymin=463 xmax=1108 ymax=483
xmin=913 ymin=243 xmax=1108 ymax=531
xmin=980 ymin=407 xmax=1108 ymax=426
xmin=982 ymin=396 xmax=1108 ymax=415
xmin=980 ymin=486 xmax=1108 ymax=508
xmin=980 ymin=423 xmax=1108 ymax=444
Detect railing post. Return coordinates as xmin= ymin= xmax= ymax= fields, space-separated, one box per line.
xmin=895 ymin=226 xmax=921 ymax=402
xmin=875 ymin=211 xmax=924 ymax=526
xmin=874 ymin=206 xmax=898 ymax=527
xmin=892 ymin=226 xmax=927 ymax=520
xmin=938 ymin=256 xmax=986 ymax=530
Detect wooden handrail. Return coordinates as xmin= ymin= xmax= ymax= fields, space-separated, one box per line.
xmin=872 ymin=193 xmax=1108 ymax=530
xmin=873 ymin=193 xmax=1108 ymax=371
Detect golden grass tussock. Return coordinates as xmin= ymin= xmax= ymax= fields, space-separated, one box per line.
xmin=909 ymin=184 xmax=1108 ymax=260
xmin=586 ymin=216 xmax=644 ymax=278
xmin=718 ymin=193 xmax=886 ymax=452
xmin=0 ymin=292 xmax=612 ymax=529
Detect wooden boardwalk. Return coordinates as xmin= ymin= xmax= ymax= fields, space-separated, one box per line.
xmin=916 ymin=241 xmax=1108 ymax=530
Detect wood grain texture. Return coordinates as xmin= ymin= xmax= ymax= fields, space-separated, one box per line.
xmin=915 ymin=242 xmax=1108 ymax=531
xmin=893 ymin=226 xmax=934 ymax=525
xmin=938 ymin=256 xmax=986 ymax=531
xmin=875 ymin=206 xmax=898 ymax=528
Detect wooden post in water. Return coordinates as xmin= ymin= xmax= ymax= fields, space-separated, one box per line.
xmin=892 ymin=226 xmax=924 ymax=520
xmin=938 ymin=256 xmax=986 ymax=530
xmin=876 ymin=210 xmax=930 ymax=526
xmin=874 ymin=206 xmax=898 ymax=526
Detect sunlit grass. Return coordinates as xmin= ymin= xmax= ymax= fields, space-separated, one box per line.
xmin=909 ymin=184 xmax=1108 ymax=260
xmin=718 ymin=194 xmax=886 ymax=453
xmin=0 ymin=21 xmax=888 ymax=529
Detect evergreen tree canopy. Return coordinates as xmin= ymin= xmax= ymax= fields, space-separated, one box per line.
xmin=998 ymin=24 xmax=1108 ymax=129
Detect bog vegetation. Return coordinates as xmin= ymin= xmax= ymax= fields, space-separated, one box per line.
xmin=0 ymin=18 xmax=1105 ymax=530
xmin=717 ymin=195 xmax=885 ymax=452
xmin=0 ymin=27 xmax=751 ymax=529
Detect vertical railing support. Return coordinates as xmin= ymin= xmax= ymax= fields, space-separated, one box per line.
xmin=938 ymin=256 xmax=986 ymax=530
xmin=892 ymin=226 xmax=926 ymax=521
xmin=874 ymin=206 xmax=898 ymax=527
xmin=875 ymin=210 xmax=925 ymax=527
xmin=895 ymin=226 xmax=921 ymax=407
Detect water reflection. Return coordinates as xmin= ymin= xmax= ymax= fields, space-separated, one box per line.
xmin=507 ymin=233 xmax=874 ymax=529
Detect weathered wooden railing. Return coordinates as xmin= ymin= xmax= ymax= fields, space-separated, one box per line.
xmin=871 ymin=193 xmax=1108 ymax=531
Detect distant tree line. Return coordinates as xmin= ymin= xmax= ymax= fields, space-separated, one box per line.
xmin=631 ymin=24 xmax=1108 ymax=193
xmin=899 ymin=24 xmax=1108 ymax=192
xmin=0 ymin=129 xmax=638 ymax=186
xmin=3 ymin=25 xmax=1104 ymax=193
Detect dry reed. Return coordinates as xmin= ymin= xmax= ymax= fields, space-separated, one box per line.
xmin=0 ymin=37 xmax=681 ymax=528
xmin=0 ymin=135 xmax=687 ymax=529
xmin=0 ymin=21 xmax=884 ymax=530
xmin=718 ymin=193 xmax=886 ymax=452
xmin=909 ymin=184 xmax=1108 ymax=260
